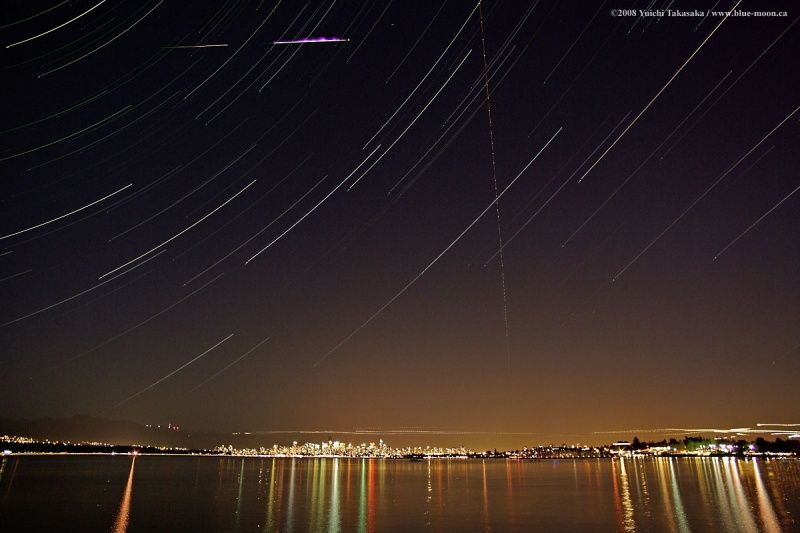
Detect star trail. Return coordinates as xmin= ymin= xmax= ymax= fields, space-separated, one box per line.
xmin=1 ymin=0 xmax=797 ymax=448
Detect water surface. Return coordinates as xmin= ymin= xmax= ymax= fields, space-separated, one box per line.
xmin=0 ymin=455 xmax=798 ymax=531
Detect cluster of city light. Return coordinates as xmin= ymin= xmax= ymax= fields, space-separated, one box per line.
xmin=0 ymin=434 xmax=196 ymax=455
xmin=214 ymin=436 xmax=799 ymax=459
xmin=514 ymin=445 xmax=610 ymax=459
xmin=3 ymin=432 xmax=796 ymax=459
xmin=1 ymin=435 xmax=38 ymax=444
xmin=215 ymin=439 xmax=478 ymax=458
xmin=1 ymin=434 xmax=110 ymax=447
xmin=215 ymin=440 xmax=619 ymax=459
xmin=608 ymin=438 xmax=797 ymax=458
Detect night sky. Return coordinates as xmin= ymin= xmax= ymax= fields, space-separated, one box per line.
xmin=1 ymin=0 xmax=798 ymax=448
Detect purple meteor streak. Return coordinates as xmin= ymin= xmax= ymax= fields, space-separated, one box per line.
xmin=273 ymin=36 xmax=349 ymax=45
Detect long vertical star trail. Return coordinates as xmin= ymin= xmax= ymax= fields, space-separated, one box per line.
xmin=478 ymin=0 xmax=511 ymax=372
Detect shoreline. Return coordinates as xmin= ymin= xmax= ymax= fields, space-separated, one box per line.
xmin=4 ymin=451 xmax=797 ymax=460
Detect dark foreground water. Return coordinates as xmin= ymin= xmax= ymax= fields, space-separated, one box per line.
xmin=0 ymin=455 xmax=798 ymax=532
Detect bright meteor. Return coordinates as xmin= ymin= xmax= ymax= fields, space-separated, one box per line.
xmin=273 ymin=37 xmax=349 ymax=45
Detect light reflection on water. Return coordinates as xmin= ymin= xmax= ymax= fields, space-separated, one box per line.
xmin=618 ymin=455 xmax=635 ymax=532
xmin=753 ymin=458 xmax=781 ymax=533
xmin=0 ymin=456 xmax=797 ymax=531
xmin=111 ymin=455 xmax=135 ymax=533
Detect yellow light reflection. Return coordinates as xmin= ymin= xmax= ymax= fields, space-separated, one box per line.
xmin=112 ymin=456 xmax=136 ymax=533
xmin=264 ymin=458 xmax=277 ymax=532
xmin=655 ymin=458 xmax=678 ymax=533
xmin=725 ymin=458 xmax=758 ymax=532
xmin=329 ymin=458 xmax=340 ymax=533
xmin=358 ymin=459 xmax=366 ymax=533
xmin=618 ymin=458 xmax=636 ymax=532
xmin=285 ymin=458 xmax=296 ymax=532
xmin=752 ymin=459 xmax=780 ymax=533
xmin=667 ymin=459 xmax=689 ymax=533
